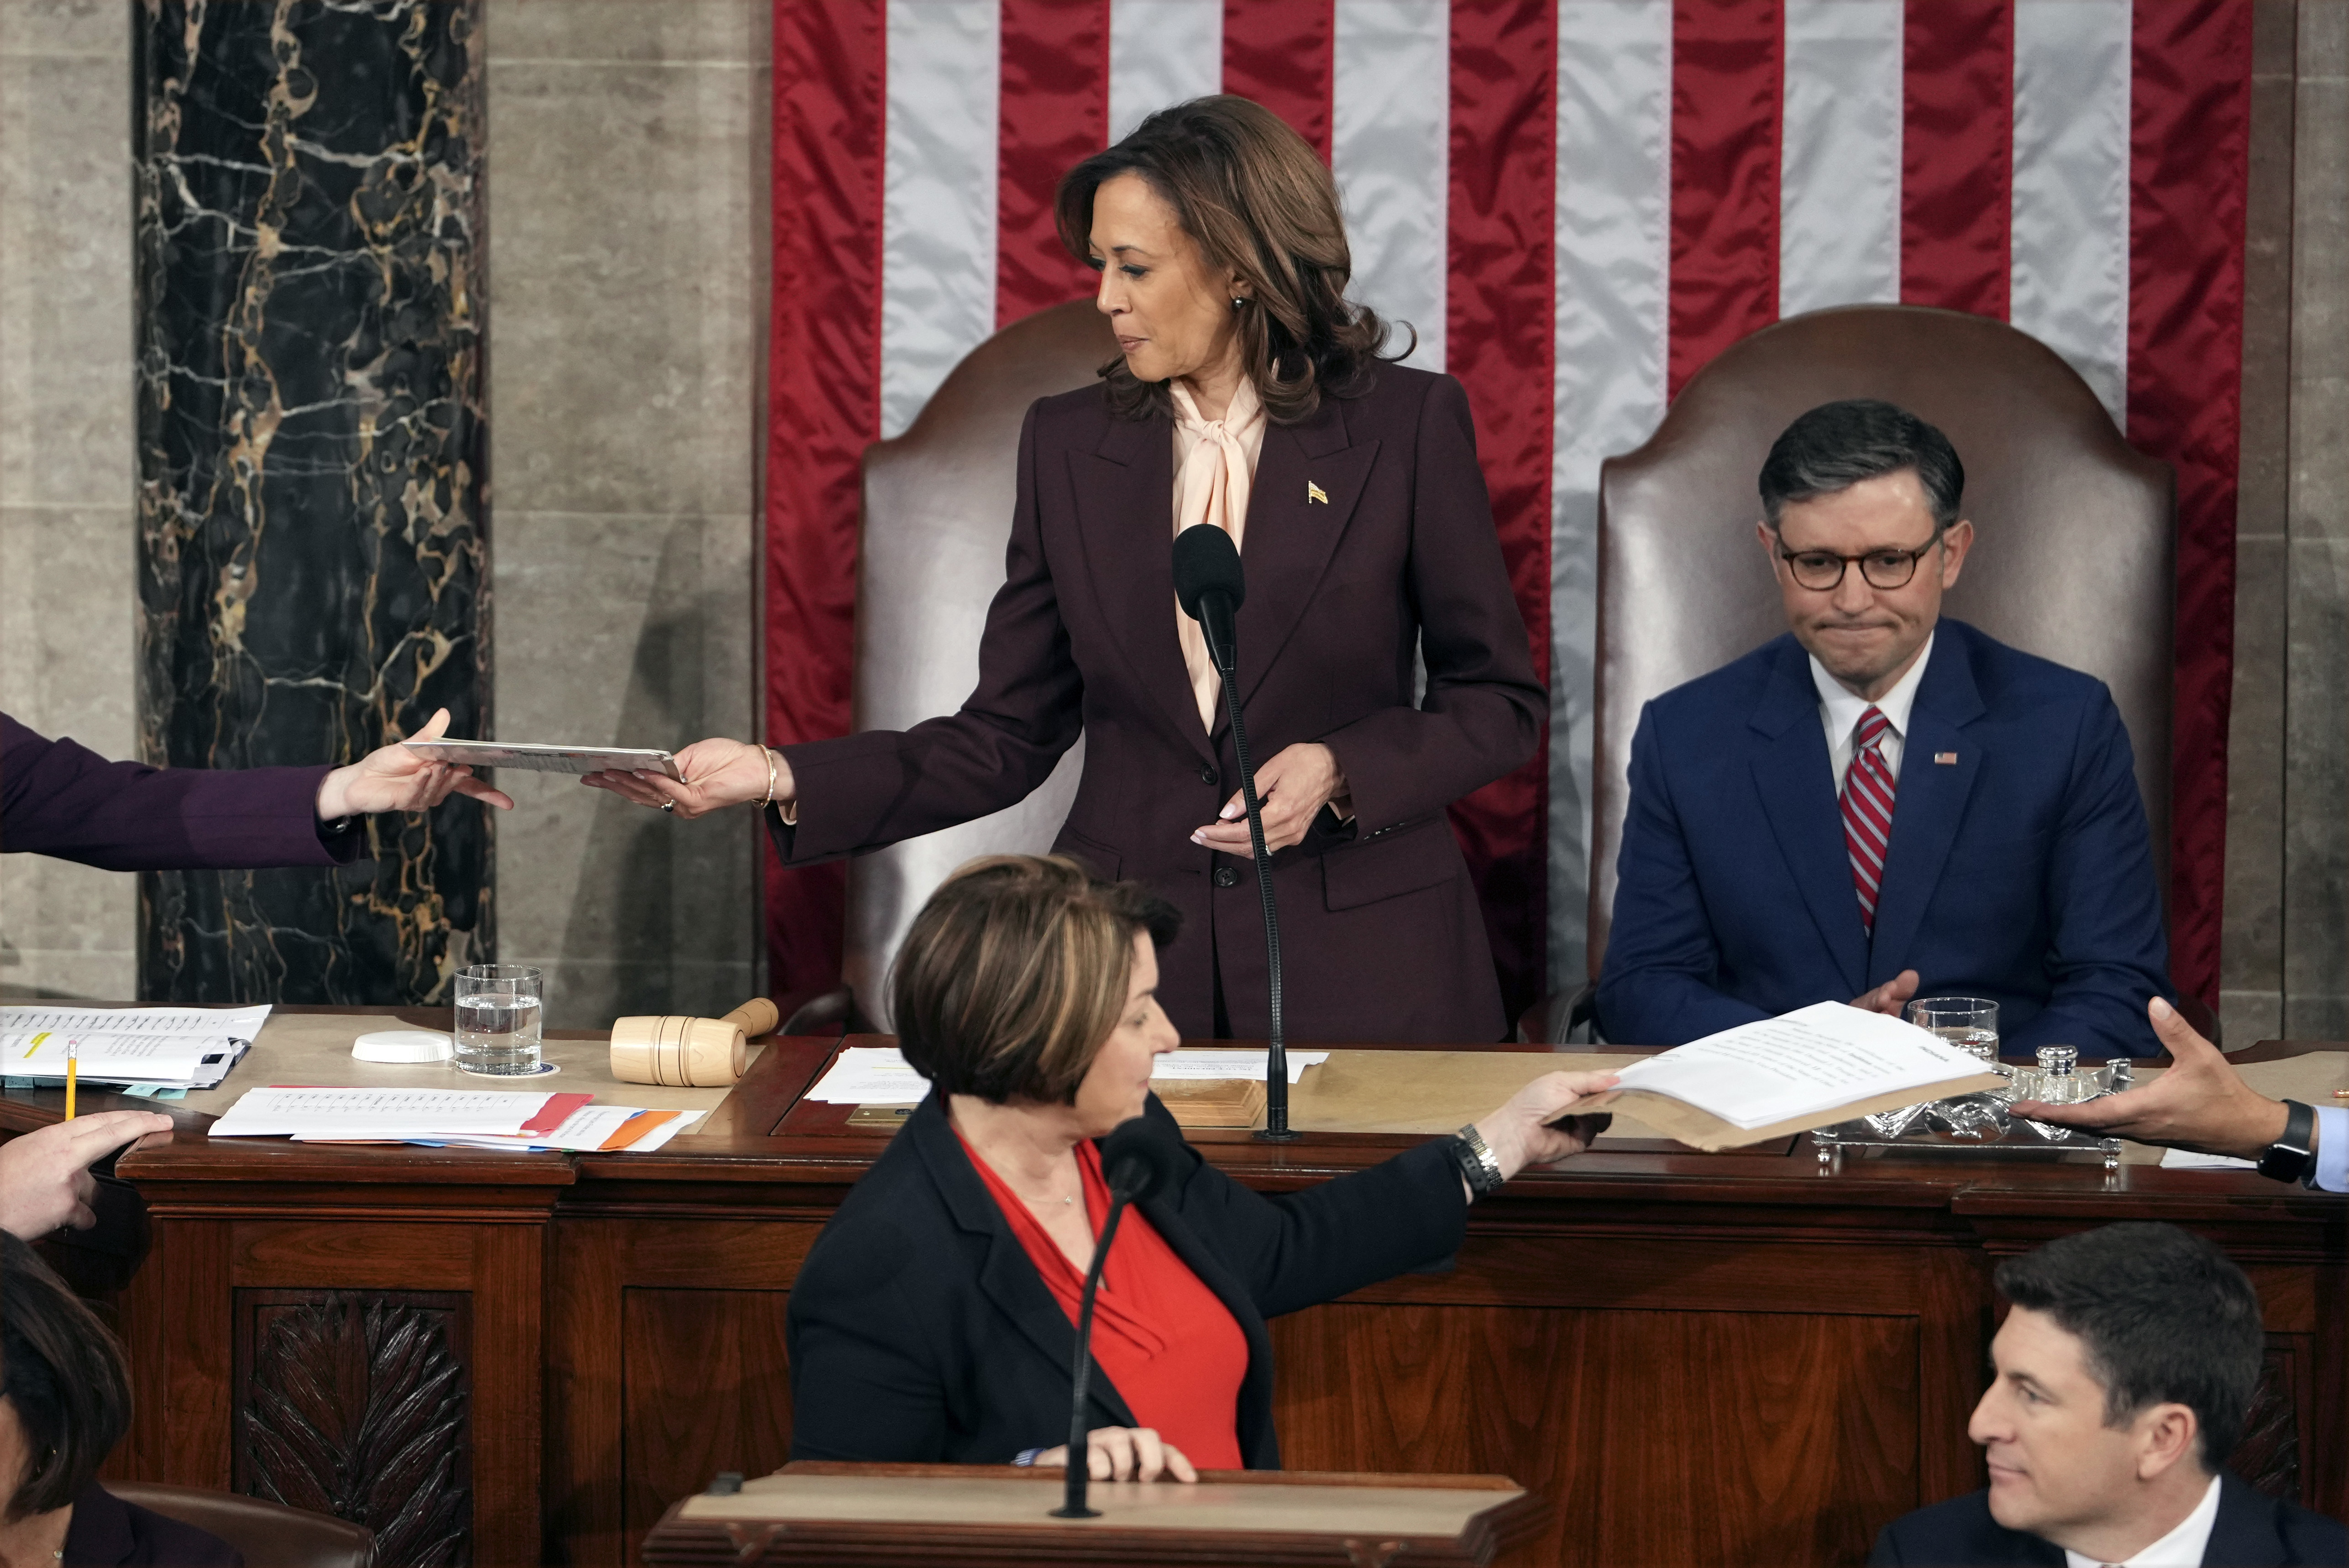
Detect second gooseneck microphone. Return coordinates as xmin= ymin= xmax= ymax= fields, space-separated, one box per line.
xmin=1051 ymin=1118 xmax=1186 ymax=1519
xmin=1171 ymin=524 xmax=1296 ymax=1143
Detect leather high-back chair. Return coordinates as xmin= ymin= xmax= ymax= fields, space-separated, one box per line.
xmin=1587 ymin=304 xmax=2174 ymax=988
xmin=108 ymin=1483 xmax=376 ymax=1568
xmin=843 ymin=300 xmax=1118 ymax=1027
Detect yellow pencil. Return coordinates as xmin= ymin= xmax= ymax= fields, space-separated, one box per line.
xmin=65 ymin=1040 xmax=78 ymax=1120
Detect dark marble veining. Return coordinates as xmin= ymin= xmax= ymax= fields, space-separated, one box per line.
xmin=134 ymin=0 xmax=491 ymax=1005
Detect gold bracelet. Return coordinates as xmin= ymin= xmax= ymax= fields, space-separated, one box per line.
xmin=758 ymin=746 xmax=779 ymax=808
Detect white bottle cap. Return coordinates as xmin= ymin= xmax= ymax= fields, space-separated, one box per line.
xmin=352 ymin=1029 xmax=456 ymax=1064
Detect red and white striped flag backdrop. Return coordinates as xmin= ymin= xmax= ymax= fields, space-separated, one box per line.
xmin=768 ymin=0 xmax=2247 ymax=1023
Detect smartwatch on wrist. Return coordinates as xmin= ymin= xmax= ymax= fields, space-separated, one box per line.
xmin=2255 ymin=1100 xmax=2318 ymax=1185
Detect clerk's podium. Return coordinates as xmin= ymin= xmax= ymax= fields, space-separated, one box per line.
xmin=641 ymin=1463 xmax=1547 ymax=1567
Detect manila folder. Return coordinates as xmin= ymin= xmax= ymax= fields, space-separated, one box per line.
xmin=1586 ymin=1002 xmax=2008 ymax=1151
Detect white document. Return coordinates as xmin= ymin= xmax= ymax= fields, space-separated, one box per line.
xmin=3 ymin=1003 xmax=271 ymax=1085
xmin=210 ymin=1086 xmax=555 ymax=1139
xmin=1609 ymin=1002 xmax=1996 ymax=1131
xmin=804 ymin=1046 xmax=932 ymax=1104
xmin=1152 ymin=1049 xmax=1327 ymax=1085
xmin=804 ymin=1045 xmax=1332 ymax=1104
xmin=2159 ymin=1148 xmax=2257 ymax=1171
xmin=430 ymin=1105 xmax=703 ymax=1153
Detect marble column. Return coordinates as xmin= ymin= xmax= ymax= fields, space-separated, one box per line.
xmin=133 ymin=0 xmax=491 ymax=1004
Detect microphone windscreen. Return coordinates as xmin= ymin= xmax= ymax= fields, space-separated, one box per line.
xmin=1172 ymin=523 xmax=1246 ymax=623
xmin=1101 ymin=1116 xmax=1186 ymax=1203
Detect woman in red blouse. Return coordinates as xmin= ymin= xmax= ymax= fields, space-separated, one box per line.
xmin=786 ymin=855 xmax=1617 ymax=1481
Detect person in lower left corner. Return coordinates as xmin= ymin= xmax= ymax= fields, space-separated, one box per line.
xmin=1869 ymin=1223 xmax=2345 ymax=1567
xmin=0 ymin=1112 xmax=175 ymax=1241
xmin=0 ymin=1232 xmax=241 ymax=1566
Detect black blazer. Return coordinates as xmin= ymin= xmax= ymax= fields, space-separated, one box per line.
xmin=772 ymin=367 xmax=1544 ymax=1044
xmin=1867 ymin=1474 xmax=2348 ymax=1566
xmin=785 ymin=1091 xmax=1466 ymax=1468
xmin=61 ymin=1484 xmax=242 ymax=1568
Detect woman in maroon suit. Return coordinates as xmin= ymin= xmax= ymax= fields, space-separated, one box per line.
xmin=589 ymin=97 xmax=1542 ymax=1043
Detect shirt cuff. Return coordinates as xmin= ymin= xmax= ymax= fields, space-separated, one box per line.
xmin=2309 ymin=1106 xmax=2348 ymax=1194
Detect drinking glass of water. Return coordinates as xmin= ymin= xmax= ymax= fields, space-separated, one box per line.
xmin=1905 ymin=996 xmax=2000 ymax=1068
xmin=455 ymin=965 xmax=544 ymax=1075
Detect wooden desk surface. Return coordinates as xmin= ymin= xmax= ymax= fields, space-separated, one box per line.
xmin=7 ymin=1012 xmax=2344 ymax=1568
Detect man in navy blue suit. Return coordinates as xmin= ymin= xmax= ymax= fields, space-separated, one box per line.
xmin=1869 ymin=1224 xmax=2345 ymax=1566
xmin=1597 ymin=399 xmax=2171 ymax=1056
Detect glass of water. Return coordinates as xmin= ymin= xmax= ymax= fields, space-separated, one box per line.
xmin=1906 ymin=996 xmax=2001 ymax=1069
xmin=454 ymin=965 xmax=544 ymax=1075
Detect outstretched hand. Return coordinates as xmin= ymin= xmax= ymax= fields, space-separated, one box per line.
xmin=1471 ymin=1069 xmax=1620 ymax=1181
xmin=580 ymin=738 xmax=786 ymax=820
xmin=2008 ymin=996 xmax=2289 ymax=1161
xmin=315 ymin=708 xmax=515 ymax=819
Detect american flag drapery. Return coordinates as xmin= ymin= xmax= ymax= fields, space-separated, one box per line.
xmin=766 ymin=0 xmax=2247 ymax=1019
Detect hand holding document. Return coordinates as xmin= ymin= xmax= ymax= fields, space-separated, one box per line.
xmin=1591 ymin=1003 xmax=2007 ymax=1150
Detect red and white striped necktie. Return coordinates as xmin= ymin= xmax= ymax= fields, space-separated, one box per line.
xmin=1841 ymin=707 xmax=1897 ymax=934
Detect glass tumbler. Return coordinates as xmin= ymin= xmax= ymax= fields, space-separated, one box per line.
xmin=1905 ymin=996 xmax=2001 ymax=1068
xmin=454 ymin=964 xmax=544 ymax=1075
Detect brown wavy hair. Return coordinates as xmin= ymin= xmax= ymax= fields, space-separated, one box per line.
xmin=1054 ymin=95 xmax=1403 ymax=425
xmin=891 ymin=855 xmax=1181 ymax=1105
xmin=3 ymin=1233 xmax=133 ymax=1521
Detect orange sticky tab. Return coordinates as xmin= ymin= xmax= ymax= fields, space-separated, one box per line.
xmin=598 ymin=1110 xmax=680 ymax=1152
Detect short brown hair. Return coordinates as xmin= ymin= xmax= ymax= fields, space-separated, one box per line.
xmin=1054 ymin=95 xmax=1399 ymax=425
xmin=2 ymin=1232 xmax=132 ymax=1520
xmin=891 ymin=855 xmax=1181 ymax=1104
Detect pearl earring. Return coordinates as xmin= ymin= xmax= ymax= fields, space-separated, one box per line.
xmin=1232 ymin=295 xmax=1247 ymax=308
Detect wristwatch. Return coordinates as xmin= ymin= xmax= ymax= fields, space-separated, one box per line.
xmin=1448 ymin=1124 xmax=1506 ymax=1199
xmin=2255 ymin=1099 xmax=2318 ymax=1185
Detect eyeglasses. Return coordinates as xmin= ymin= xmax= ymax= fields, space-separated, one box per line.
xmin=1777 ymin=535 xmax=1942 ymax=592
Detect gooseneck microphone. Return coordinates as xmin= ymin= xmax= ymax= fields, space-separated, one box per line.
xmin=1052 ymin=1117 xmax=1186 ymax=1520
xmin=1171 ymin=524 xmax=1297 ymax=1144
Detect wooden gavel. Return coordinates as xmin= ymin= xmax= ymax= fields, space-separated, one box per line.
xmin=609 ymin=998 xmax=779 ymax=1087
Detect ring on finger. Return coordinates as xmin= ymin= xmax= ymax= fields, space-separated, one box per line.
xmin=661 ymin=800 xmax=676 ymax=814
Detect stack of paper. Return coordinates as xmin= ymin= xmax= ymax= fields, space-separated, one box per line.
xmin=802 ymin=1045 xmax=1329 ymax=1105
xmin=1595 ymin=1002 xmax=2008 ymax=1149
xmin=207 ymin=1087 xmax=699 ymax=1154
xmin=3 ymin=1004 xmax=271 ymax=1092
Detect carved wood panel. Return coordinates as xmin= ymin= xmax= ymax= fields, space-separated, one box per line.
xmin=2228 ymin=1338 xmax=2307 ymax=1503
xmin=232 ymin=1289 xmax=473 ymax=1566
xmin=621 ymin=1288 xmax=796 ymax=1557
xmin=1272 ymin=1304 xmax=1920 ymax=1568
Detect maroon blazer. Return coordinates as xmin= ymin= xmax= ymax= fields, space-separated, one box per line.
xmin=774 ymin=365 xmax=1543 ymax=1043
xmin=0 ymin=713 xmax=358 ymax=872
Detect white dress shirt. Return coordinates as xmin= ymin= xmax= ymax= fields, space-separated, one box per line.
xmin=2312 ymin=1106 xmax=2348 ymax=1194
xmin=1812 ymin=631 xmax=1936 ymax=793
xmin=2063 ymin=1473 xmax=2221 ymax=1568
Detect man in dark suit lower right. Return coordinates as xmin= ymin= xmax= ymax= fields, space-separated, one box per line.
xmin=1871 ymin=1223 xmax=2344 ymax=1567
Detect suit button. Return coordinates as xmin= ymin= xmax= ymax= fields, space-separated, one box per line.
xmin=1200 ymin=766 xmax=1218 ymax=786
xmin=1213 ymin=865 xmax=1240 ymax=888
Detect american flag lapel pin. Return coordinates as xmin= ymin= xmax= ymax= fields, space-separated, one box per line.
xmin=1934 ymin=751 xmax=1958 ymax=765
xmin=1307 ymin=481 xmax=1329 ymax=505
